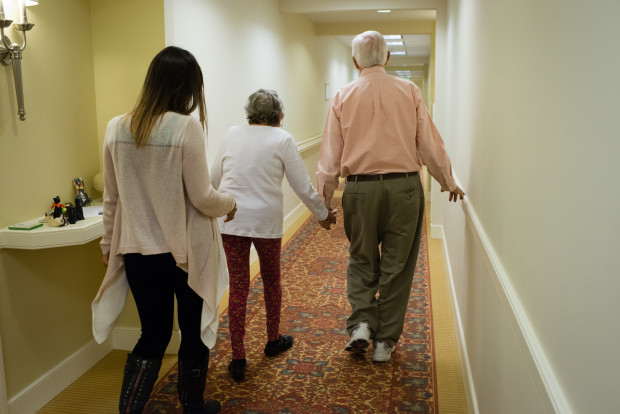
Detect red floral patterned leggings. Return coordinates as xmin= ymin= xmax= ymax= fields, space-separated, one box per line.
xmin=222 ymin=234 xmax=282 ymax=359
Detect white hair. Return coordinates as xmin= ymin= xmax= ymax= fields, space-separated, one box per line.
xmin=352 ymin=31 xmax=388 ymax=68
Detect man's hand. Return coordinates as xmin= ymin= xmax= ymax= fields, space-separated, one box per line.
xmin=318 ymin=209 xmax=337 ymax=230
xmin=441 ymin=186 xmax=465 ymax=202
xmin=102 ymin=253 xmax=109 ymax=268
xmin=224 ymin=204 xmax=237 ymax=222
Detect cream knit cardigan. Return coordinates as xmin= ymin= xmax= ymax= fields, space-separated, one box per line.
xmin=92 ymin=112 xmax=235 ymax=348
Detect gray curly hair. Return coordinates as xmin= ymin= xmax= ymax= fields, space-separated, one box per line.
xmin=245 ymin=89 xmax=283 ymax=126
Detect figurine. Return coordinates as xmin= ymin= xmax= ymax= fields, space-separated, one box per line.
xmin=44 ymin=212 xmax=68 ymax=227
xmin=50 ymin=196 xmax=65 ymax=218
xmin=64 ymin=203 xmax=78 ymax=224
xmin=74 ymin=194 xmax=84 ymax=220
xmin=73 ymin=177 xmax=92 ymax=206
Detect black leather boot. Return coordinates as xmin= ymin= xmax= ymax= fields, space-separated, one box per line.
xmin=177 ymin=355 xmax=221 ymax=414
xmin=118 ymin=353 xmax=162 ymax=413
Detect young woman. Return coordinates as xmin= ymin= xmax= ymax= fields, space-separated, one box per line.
xmin=92 ymin=46 xmax=236 ymax=414
xmin=210 ymin=89 xmax=336 ymax=382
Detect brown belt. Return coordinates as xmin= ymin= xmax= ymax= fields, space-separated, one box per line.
xmin=347 ymin=171 xmax=418 ymax=182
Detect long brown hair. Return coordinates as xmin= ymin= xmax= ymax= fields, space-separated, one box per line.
xmin=128 ymin=46 xmax=207 ymax=147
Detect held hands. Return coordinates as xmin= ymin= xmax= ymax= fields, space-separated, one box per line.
xmin=441 ymin=186 xmax=465 ymax=202
xmin=318 ymin=209 xmax=337 ymax=230
xmin=224 ymin=204 xmax=237 ymax=222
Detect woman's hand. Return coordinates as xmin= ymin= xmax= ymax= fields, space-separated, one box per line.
xmin=224 ymin=204 xmax=237 ymax=222
xmin=102 ymin=253 xmax=109 ymax=268
xmin=318 ymin=209 xmax=337 ymax=230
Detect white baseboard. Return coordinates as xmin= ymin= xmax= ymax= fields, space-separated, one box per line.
xmin=111 ymin=327 xmax=182 ymax=354
xmin=430 ymin=223 xmax=443 ymax=239
xmin=7 ymin=338 xmax=113 ymax=414
xmin=437 ymin=224 xmax=480 ymax=414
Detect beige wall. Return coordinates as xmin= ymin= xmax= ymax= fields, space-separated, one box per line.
xmin=163 ymin=0 xmax=354 ymax=219
xmin=89 ymin=0 xmax=165 ymax=329
xmin=437 ymin=0 xmax=620 ymax=412
xmin=1 ymin=0 xmax=349 ymax=402
xmin=0 ymin=0 xmax=99 ymax=227
xmin=0 ymin=0 xmax=100 ymax=400
xmin=0 ymin=0 xmax=165 ymax=402
xmin=164 ymin=0 xmax=354 ymax=151
xmin=90 ymin=0 xmax=165 ymax=169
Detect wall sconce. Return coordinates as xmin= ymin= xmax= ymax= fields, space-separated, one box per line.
xmin=0 ymin=0 xmax=37 ymax=121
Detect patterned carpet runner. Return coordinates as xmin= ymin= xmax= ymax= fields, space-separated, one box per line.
xmin=145 ymin=200 xmax=437 ymax=413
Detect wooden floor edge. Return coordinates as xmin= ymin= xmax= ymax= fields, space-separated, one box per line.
xmin=427 ymin=208 xmax=469 ymax=413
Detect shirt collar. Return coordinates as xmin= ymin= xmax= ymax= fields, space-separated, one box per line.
xmin=360 ymin=66 xmax=387 ymax=76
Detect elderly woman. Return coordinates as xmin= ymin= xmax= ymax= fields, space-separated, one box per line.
xmin=210 ymin=89 xmax=336 ymax=381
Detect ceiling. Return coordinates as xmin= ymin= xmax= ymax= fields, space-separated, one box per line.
xmin=279 ymin=1 xmax=437 ymax=80
xmin=334 ymin=34 xmax=431 ymax=59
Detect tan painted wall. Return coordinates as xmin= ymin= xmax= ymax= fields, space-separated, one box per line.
xmin=1 ymin=0 xmax=354 ymax=402
xmin=89 ymin=0 xmax=165 ymax=329
xmin=164 ymin=0 xmax=355 ymax=223
xmin=438 ymin=0 xmax=620 ymax=412
xmin=0 ymin=0 xmax=164 ymax=400
xmin=90 ymin=0 xmax=165 ymax=170
xmin=0 ymin=0 xmax=99 ymax=227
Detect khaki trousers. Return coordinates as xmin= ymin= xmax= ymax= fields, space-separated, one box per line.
xmin=342 ymin=174 xmax=424 ymax=346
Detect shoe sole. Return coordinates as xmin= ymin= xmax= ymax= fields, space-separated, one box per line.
xmin=345 ymin=338 xmax=370 ymax=353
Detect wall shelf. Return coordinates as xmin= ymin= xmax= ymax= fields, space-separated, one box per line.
xmin=0 ymin=206 xmax=103 ymax=250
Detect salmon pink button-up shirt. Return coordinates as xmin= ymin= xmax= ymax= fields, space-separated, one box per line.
xmin=317 ymin=66 xmax=456 ymax=208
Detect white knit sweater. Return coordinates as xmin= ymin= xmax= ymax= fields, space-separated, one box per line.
xmin=210 ymin=125 xmax=328 ymax=238
xmin=92 ymin=112 xmax=235 ymax=348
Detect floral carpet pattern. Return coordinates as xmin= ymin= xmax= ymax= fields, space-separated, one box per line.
xmin=145 ymin=200 xmax=437 ymax=413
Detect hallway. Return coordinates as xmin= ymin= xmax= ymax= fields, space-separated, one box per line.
xmin=1 ymin=1 xmax=619 ymax=414
xmin=38 ymin=201 xmax=468 ymax=413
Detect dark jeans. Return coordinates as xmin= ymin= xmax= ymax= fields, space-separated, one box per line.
xmin=124 ymin=253 xmax=208 ymax=361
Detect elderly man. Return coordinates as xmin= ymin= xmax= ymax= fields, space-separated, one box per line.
xmin=317 ymin=31 xmax=464 ymax=362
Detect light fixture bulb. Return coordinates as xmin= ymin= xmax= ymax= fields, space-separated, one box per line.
xmin=377 ymin=10 xmax=391 ymax=13
xmin=1 ymin=0 xmax=16 ymax=18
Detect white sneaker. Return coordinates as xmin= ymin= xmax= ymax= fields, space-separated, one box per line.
xmin=344 ymin=322 xmax=371 ymax=352
xmin=372 ymin=341 xmax=395 ymax=362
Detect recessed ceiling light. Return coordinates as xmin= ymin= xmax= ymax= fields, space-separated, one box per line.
xmin=387 ymin=41 xmax=404 ymax=46
xmin=391 ymin=51 xmax=406 ymax=55
xmin=384 ymin=35 xmax=402 ymax=40
xmin=378 ymin=10 xmax=391 ymax=13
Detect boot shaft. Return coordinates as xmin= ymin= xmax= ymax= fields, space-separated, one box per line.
xmin=119 ymin=353 xmax=162 ymax=414
xmin=177 ymin=355 xmax=221 ymax=413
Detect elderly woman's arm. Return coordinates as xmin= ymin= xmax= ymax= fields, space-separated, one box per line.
xmin=183 ymin=117 xmax=236 ymax=218
xmin=282 ymin=136 xmax=330 ymax=221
